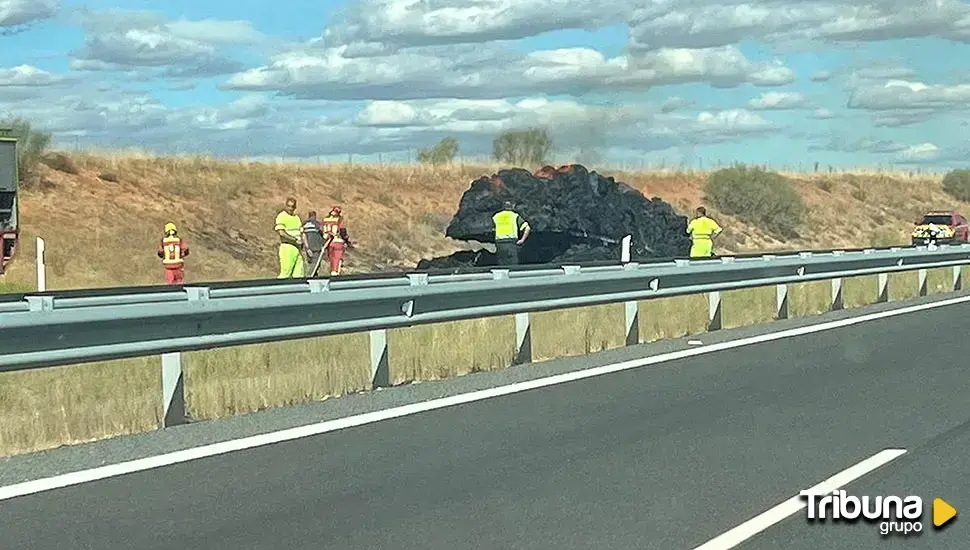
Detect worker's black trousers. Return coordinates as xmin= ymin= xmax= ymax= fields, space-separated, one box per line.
xmin=495 ymin=240 xmax=520 ymax=265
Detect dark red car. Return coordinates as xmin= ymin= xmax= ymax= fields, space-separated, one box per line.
xmin=911 ymin=211 xmax=970 ymax=245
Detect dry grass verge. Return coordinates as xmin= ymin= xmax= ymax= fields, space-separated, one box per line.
xmin=2 ymin=268 xmax=959 ymax=457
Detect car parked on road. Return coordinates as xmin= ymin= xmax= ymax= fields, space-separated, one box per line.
xmin=911 ymin=211 xmax=970 ymax=245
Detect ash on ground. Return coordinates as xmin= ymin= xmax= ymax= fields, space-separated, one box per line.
xmin=417 ymin=164 xmax=691 ymax=270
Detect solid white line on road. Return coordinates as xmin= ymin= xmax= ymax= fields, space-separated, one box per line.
xmin=0 ymin=295 xmax=966 ymax=501
xmin=692 ymin=448 xmax=908 ymax=550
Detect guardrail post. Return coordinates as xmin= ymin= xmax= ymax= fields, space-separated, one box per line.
xmin=953 ymin=266 xmax=962 ymax=291
xmin=161 ymin=352 xmax=186 ymax=427
xmin=36 ymin=236 xmax=46 ymax=292
xmin=707 ymin=291 xmax=722 ymax=331
xmin=878 ymin=273 xmax=889 ymax=303
xmin=369 ymin=329 xmax=390 ymax=388
xmin=775 ymin=284 xmax=788 ymax=320
xmin=624 ymin=301 xmax=639 ymax=346
xmin=514 ymin=312 xmax=532 ymax=365
xmin=831 ymin=278 xmax=844 ymax=311
xmin=918 ymin=268 xmax=928 ymax=297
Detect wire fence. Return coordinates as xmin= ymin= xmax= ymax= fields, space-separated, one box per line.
xmin=51 ymin=137 xmax=955 ymax=178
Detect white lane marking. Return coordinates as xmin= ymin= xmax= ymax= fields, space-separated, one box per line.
xmin=692 ymin=448 xmax=908 ymax=550
xmin=0 ymin=295 xmax=966 ymax=501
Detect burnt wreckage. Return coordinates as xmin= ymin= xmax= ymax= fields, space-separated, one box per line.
xmin=417 ymin=164 xmax=692 ymax=270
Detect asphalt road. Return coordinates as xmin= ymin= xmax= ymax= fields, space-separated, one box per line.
xmin=2 ymin=300 xmax=969 ymax=549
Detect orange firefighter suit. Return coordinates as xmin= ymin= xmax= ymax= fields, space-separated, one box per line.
xmin=157 ymin=223 xmax=189 ymax=285
xmin=322 ymin=206 xmax=353 ymax=275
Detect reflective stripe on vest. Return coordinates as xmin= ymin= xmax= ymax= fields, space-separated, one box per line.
xmin=493 ymin=210 xmax=519 ymax=240
xmin=161 ymin=236 xmax=184 ymax=265
xmin=323 ymin=216 xmax=344 ymax=243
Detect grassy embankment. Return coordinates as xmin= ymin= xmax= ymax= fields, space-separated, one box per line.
xmin=0 ymin=152 xmax=964 ymax=457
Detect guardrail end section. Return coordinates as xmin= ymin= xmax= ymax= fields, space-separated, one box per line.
xmin=369 ymin=329 xmax=390 ymax=389
xmin=514 ymin=312 xmax=532 ymax=365
xmin=161 ymin=352 xmax=187 ymax=428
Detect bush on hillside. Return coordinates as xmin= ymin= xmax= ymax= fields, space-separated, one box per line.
xmin=492 ymin=127 xmax=553 ymax=167
xmin=704 ymin=164 xmax=806 ymax=239
xmin=942 ymin=169 xmax=970 ymax=201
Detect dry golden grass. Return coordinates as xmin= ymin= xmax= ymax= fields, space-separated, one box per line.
xmin=2 ymin=151 xmax=968 ymax=457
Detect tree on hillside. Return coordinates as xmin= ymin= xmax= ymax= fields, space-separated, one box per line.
xmin=1 ymin=117 xmax=51 ymax=182
xmin=417 ymin=136 xmax=460 ymax=165
xmin=492 ymin=127 xmax=553 ymax=167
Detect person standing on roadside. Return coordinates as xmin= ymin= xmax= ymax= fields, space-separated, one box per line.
xmin=686 ymin=206 xmax=722 ymax=258
xmin=302 ymin=210 xmax=326 ymax=276
xmin=492 ymin=201 xmax=531 ymax=265
xmin=275 ymin=197 xmax=305 ymax=278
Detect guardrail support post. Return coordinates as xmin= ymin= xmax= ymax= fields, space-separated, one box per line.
xmin=161 ymin=352 xmax=186 ymax=428
xmin=878 ymin=273 xmax=889 ymax=303
xmin=918 ymin=268 xmax=928 ymax=297
xmin=831 ymin=278 xmax=844 ymax=311
xmin=953 ymin=266 xmax=962 ymax=291
xmin=624 ymin=301 xmax=639 ymax=346
xmin=514 ymin=312 xmax=532 ymax=365
xmin=775 ymin=284 xmax=788 ymax=320
xmin=707 ymin=291 xmax=722 ymax=331
xmin=369 ymin=329 xmax=390 ymax=388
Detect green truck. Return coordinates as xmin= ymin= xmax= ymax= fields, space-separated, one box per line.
xmin=0 ymin=128 xmax=19 ymax=274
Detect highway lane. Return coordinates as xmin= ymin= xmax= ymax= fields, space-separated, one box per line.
xmin=4 ymin=301 xmax=970 ymax=549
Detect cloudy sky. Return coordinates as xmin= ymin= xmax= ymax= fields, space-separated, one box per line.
xmin=3 ymin=0 xmax=970 ymax=168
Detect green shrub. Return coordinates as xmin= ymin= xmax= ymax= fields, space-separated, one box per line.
xmin=942 ymin=169 xmax=970 ymax=201
xmin=704 ymin=164 xmax=806 ymax=238
xmin=417 ymin=137 xmax=459 ymax=165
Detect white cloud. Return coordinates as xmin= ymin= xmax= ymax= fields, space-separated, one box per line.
xmin=848 ymin=79 xmax=970 ymax=111
xmin=69 ymin=9 xmax=264 ymax=78
xmin=0 ymin=65 xmax=66 ymax=87
xmin=322 ymin=0 xmax=636 ymax=50
xmin=747 ymin=91 xmax=810 ymax=110
xmin=223 ymin=44 xmax=794 ymax=101
xmin=897 ymin=142 xmax=939 ymax=161
xmin=629 ymin=0 xmax=970 ymax=53
xmin=810 ymin=108 xmax=834 ymax=119
xmin=0 ymin=0 xmax=57 ymax=28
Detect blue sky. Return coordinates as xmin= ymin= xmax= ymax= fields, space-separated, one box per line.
xmin=4 ymin=0 xmax=970 ymax=169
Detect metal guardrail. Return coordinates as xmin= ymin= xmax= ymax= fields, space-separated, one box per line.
xmin=4 ymin=243 xmax=970 ymax=428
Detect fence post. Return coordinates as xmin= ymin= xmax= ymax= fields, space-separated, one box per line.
xmin=954 ymin=266 xmax=962 ymax=291
xmin=831 ymin=277 xmax=844 ymax=311
xmin=775 ymin=283 xmax=788 ymax=319
xmin=878 ymin=272 xmax=889 ymax=303
xmin=625 ymin=300 xmax=639 ymax=346
xmin=621 ymin=235 xmax=631 ymax=263
xmin=36 ymin=237 xmax=45 ymax=292
xmin=707 ymin=291 xmax=722 ymax=331
xmin=161 ymin=352 xmax=186 ymax=427
xmin=918 ymin=268 xmax=928 ymax=297
xmin=370 ymin=329 xmax=390 ymax=388
xmin=514 ymin=312 xmax=532 ymax=365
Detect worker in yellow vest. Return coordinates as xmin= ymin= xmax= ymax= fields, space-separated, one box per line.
xmin=275 ymin=197 xmax=305 ymax=278
xmin=157 ymin=222 xmax=189 ymax=285
xmin=492 ymin=201 xmax=531 ymax=265
xmin=686 ymin=206 xmax=722 ymax=258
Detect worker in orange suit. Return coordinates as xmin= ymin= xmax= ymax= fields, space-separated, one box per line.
xmin=157 ymin=222 xmax=189 ymax=284
xmin=322 ymin=205 xmax=354 ymax=275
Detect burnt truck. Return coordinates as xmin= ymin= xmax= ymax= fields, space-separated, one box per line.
xmin=0 ymin=129 xmax=18 ymax=274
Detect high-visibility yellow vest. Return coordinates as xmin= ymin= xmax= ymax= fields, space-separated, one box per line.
xmin=493 ymin=210 xmax=522 ymax=240
xmin=275 ymin=211 xmax=302 ymax=245
xmin=687 ymin=216 xmax=721 ymax=240
xmin=160 ymin=236 xmax=186 ymax=266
